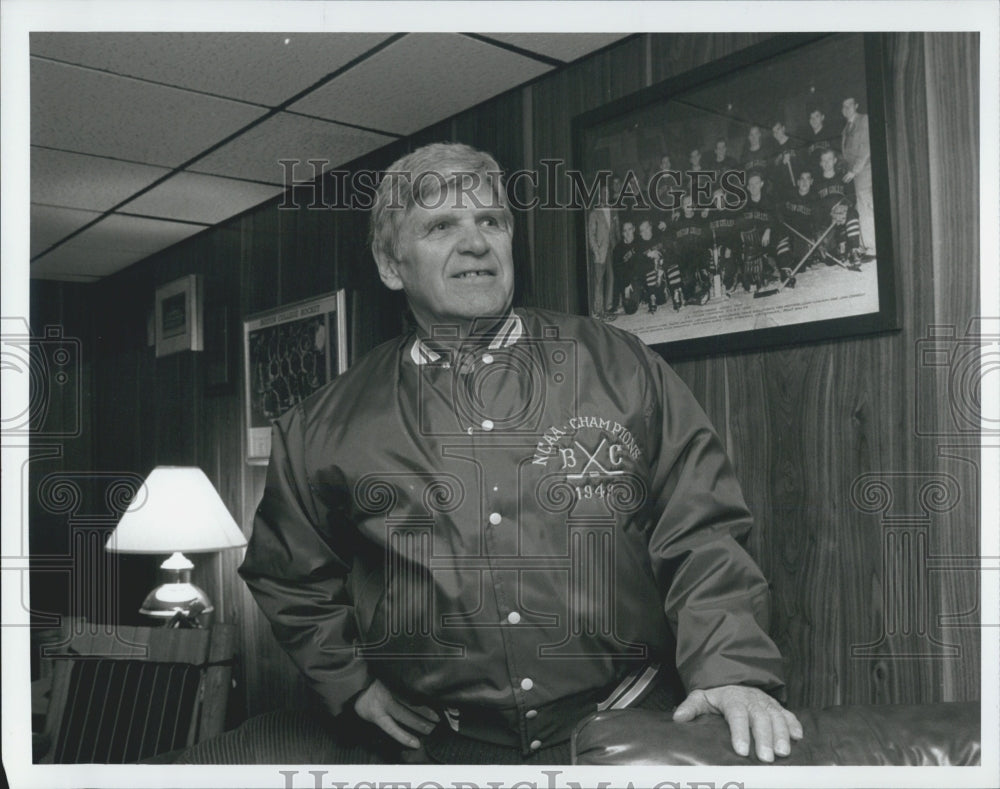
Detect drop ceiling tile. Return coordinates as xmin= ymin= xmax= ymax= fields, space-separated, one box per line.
xmin=30 ymin=204 xmax=103 ymax=257
xmin=31 ymin=148 xmax=171 ymax=212
xmin=120 ymin=171 xmax=284 ymax=224
xmin=481 ymin=34 xmax=630 ymax=63
xmin=189 ymin=112 xmax=395 ymax=185
xmin=29 ymin=33 xmax=394 ymax=107
xmin=288 ymin=33 xmax=552 ymax=135
xmin=30 ymin=214 xmax=207 ymax=280
xmin=31 ymin=59 xmax=268 ymax=167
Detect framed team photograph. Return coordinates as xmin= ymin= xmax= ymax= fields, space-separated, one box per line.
xmin=243 ymin=290 xmax=348 ymax=463
xmin=573 ymin=33 xmax=898 ymax=359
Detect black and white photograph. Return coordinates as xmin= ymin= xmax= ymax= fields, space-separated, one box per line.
xmin=575 ymin=33 xmax=897 ymax=358
xmin=243 ymin=290 xmax=348 ymax=462
xmin=1 ymin=3 xmax=997 ymax=789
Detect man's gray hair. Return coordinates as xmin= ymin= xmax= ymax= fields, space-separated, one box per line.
xmin=369 ymin=142 xmax=514 ymax=261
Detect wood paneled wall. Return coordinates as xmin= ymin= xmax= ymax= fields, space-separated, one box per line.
xmin=32 ymin=32 xmax=980 ymax=716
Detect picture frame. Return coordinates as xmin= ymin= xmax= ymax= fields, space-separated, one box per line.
xmin=243 ymin=290 xmax=349 ymax=464
xmin=154 ymin=274 xmax=203 ymax=357
xmin=573 ymin=33 xmax=898 ymax=359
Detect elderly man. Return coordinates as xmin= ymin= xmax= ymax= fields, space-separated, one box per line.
xmin=229 ymin=142 xmax=801 ymax=765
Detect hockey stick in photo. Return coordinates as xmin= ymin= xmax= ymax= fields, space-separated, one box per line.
xmin=754 ymin=219 xmax=837 ymax=298
xmin=781 ymin=221 xmax=861 ymax=272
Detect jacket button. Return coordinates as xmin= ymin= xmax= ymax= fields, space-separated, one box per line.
xmin=489 ymin=512 xmax=502 ymax=525
xmin=481 ymin=419 xmax=494 ymax=431
xmin=482 ymin=353 xmax=494 ymax=364
xmin=525 ymin=709 xmax=537 ymax=719
xmin=506 ymin=611 xmax=521 ymax=624
xmin=530 ymin=739 xmax=542 ymax=750
xmin=520 ymin=677 xmax=533 ymax=691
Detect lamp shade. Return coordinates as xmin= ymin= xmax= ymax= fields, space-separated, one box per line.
xmin=106 ymin=466 xmax=247 ymax=554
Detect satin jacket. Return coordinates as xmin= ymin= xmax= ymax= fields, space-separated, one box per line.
xmin=239 ymin=308 xmax=786 ymax=754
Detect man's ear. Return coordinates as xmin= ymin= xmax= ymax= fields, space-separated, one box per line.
xmin=373 ymin=245 xmax=404 ymax=291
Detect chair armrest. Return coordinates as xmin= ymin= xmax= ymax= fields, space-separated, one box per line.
xmin=572 ymin=702 xmax=980 ymax=766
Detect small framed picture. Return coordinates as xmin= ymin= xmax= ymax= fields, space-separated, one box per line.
xmin=154 ymin=274 xmax=203 ymax=357
xmin=243 ymin=290 xmax=349 ymax=464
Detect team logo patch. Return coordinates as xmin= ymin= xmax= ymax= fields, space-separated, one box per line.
xmin=532 ymin=415 xmax=643 ymax=476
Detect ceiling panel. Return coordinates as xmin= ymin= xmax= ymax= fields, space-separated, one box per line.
xmin=31 ymin=148 xmax=171 ymax=212
xmin=482 ymin=33 xmax=630 ymax=63
xmin=30 ymin=204 xmax=103 ymax=257
xmin=31 ymin=214 xmax=208 ymax=280
xmin=189 ymin=112 xmax=395 ymax=185
xmin=29 ymin=33 xmax=394 ymax=107
xmin=288 ymin=33 xmax=552 ymax=135
xmin=31 ymin=58 xmax=268 ymax=167
xmin=120 ymin=171 xmax=284 ymax=224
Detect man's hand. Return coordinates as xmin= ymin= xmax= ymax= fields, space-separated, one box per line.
xmin=353 ymin=679 xmax=440 ymax=749
xmin=672 ymin=685 xmax=802 ymax=762
xmin=843 ymin=170 xmax=856 ymax=183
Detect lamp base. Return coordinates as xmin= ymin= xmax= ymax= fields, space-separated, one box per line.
xmin=139 ymin=551 xmax=215 ymax=622
xmin=139 ymin=583 xmax=215 ymax=618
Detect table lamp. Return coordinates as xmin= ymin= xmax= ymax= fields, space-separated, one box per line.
xmin=106 ymin=466 xmax=247 ymax=622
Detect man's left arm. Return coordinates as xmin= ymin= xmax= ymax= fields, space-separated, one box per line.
xmin=637 ymin=347 xmax=802 ymax=761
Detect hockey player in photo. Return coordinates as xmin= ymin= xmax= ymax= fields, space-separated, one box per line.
xmin=814 ymin=148 xmax=863 ymax=263
xmin=684 ymin=145 xmax=713 ymax=208
xmin=671 ymin=194 xmax=712 ymax=305
xmin=633 ymin=218 xmax=674 ymax=312
xmin=741 ymin=125 xmax=772 ymax=185
xmin=705 ymin=189 xmax=742 ymax=293
xmin=708 ymin=138 xmax=739 ymax=194
xmin=650 ymin=153 xmax=681 ymax=227
xmin=825 ymin=199 xmax=863 ymax=265
xmin=769 ymin=120 xmax=800 ymax=199
xmin=815 ymin=149 xmax=855 ymax=210
xmin=736 ymin=172 xmax=781 ymax=293
xmin=803 ymin=107 xmax=840 ymax=180
xmin=776 ymin=170 xmax=820 ymax=272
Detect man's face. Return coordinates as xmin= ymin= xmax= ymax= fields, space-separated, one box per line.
xmin=842 ymin=98 xmax=858 ymax=120
xmin=377 ymin=179 xmax=514 ymax=332
xmin=639 ymin=221 xmax=653 ymax=240
xmin=797 ymin=171 xmax=813 ymax=195
xmin=771 ymin=123 xmax=785 ymax=140
xmin=714 ymin=141 xmax=726 ymax=160
xmin=809 ymin=110 xmax=824 ymax=131
xmin=659 ymin=155 xmax=671 ymax=171
xmin=682 ymin=196 xmax=694 ymax=217
xmin=748 ymin=174 xmax=763 ymax=199
xmin=748 ymin=126 xmax=761 ymax=147
xmin=820 ymin=150 xmax=836 ymax=173
xmin=689 ymin=149 xmax=701 ymax=166
xmin=622 ymin=222 xmax=635 ymax=243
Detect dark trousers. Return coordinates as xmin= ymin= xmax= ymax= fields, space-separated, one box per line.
xmin=175 ymin=680 xmax=676 ymax=765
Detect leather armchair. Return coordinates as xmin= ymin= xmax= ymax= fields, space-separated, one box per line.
xmin=572 ymin=702 xmax=980 ymax=765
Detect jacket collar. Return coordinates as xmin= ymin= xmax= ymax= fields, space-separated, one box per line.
xmin=408 ymin=312 xmax=524 ymax=366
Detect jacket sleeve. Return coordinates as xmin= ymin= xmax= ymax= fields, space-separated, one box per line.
xmin=637 ymin=345 xmax=786 ymax=700
xmin=238 ymin=406 xmax=371 ymax=716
